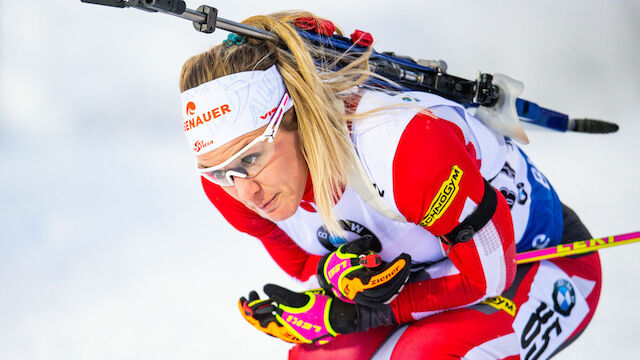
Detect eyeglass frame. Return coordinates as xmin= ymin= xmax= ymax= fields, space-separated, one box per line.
xmin=195 ymin=91 xmax=290 ymax=186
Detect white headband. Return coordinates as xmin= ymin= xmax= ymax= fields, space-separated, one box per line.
xmin=180 ymin=64 xmax=293 ymax=155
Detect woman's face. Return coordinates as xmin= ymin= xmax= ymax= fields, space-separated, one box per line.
xmin=196 ymin=114 xmax=308 ymax=222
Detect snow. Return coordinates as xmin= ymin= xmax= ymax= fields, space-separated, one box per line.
xmin=1 ymin=1 xmax=638 ymax=359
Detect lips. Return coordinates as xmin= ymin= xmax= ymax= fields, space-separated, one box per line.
xmin=259 ymin=193 xmax=279 ymax=213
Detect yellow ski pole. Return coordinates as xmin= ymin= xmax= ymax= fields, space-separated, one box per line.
xmin=516 ymin=231 xmax=640 ymax=264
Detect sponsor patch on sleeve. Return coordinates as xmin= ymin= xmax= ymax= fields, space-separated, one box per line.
xmin=482 ymin=295 xmax=517 ymax=316
xmin=419 ymin=165 xmax=463 ymax=227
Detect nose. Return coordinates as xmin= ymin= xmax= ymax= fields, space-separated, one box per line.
xmin=233 ymin=176 xmax=262 ymax=205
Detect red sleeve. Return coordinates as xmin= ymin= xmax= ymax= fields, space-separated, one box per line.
xmin=389 ymin=112 xmax=516 ymax=323
xmin=201 ymin=177 xmax=320 ymax=281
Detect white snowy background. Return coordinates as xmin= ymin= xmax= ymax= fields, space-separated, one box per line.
xmin=1 ymin=0 xmax=638 ymax=359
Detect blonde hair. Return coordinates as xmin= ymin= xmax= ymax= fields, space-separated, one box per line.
xmin=180 ymin=11 xmax=375 ymax=235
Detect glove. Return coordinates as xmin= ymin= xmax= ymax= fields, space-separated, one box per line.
xmin=238 ymin=290 xmax=304 ymax=344
xmin=238 ymin=284 xmax=356 ymax=345
xmin=317 ymin=235 xmax=412 ymax=306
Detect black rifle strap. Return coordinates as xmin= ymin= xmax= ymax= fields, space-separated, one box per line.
xmin=443 ymin=179 xmax=498 ymax=246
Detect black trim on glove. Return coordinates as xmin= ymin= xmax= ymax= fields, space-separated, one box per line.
xmin=329 ymin=298 xmax=357 ymax=334
xmin=355 ymin=304 xmax=398 ymax=332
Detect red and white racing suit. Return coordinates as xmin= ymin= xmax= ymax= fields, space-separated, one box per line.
xmin=202 ymin=90 xmax=601 ymax=359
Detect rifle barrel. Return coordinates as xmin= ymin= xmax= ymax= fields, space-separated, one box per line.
xmin=215 ymin=17 xmax=276 ymax=41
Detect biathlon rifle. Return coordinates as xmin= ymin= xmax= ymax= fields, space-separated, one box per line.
xmin=81 ymin=0 xmax=619 ymax=142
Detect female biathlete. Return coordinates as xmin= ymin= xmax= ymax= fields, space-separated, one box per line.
xmin=178 ymin=11 xmax=602 ymax=360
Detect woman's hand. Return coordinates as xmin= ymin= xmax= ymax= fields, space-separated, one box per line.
xmin=238 ymin=285 xmax=356 ymax=345
xmin=317 ymin=236 xmax=412 ymax=306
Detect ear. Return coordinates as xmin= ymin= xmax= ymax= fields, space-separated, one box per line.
xmin=280 ymin=107 xmax=298 ymax=131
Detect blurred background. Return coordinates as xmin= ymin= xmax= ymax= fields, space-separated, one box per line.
xmin=1 ymin=0 xmax=638 ymax=359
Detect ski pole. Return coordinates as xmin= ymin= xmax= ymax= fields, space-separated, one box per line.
xmin=516 ymin=231 xmax=640 ymax=264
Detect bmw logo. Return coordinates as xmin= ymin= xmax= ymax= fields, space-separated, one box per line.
xmin=552 ymin=279 xmax=576 ymax=316
xmin=316 ymin=220 xmax=380 ymax=252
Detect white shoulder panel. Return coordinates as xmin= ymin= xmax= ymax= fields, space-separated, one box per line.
xmin=350 ymin=90 xmax=508 ymax=213
xmin=350 ymin=90 xmax=420 ymax=215
xmin=466 ymin=110 xmax=508 ymax=179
